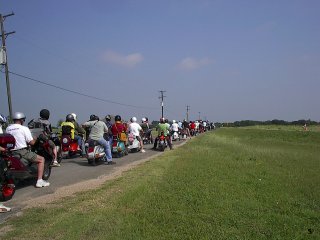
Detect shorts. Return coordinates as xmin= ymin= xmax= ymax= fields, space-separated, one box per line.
xmin=14 ymin=148 xmax=38 ymax=163
xmin=48 ymin=139 xmax=55 ymax=149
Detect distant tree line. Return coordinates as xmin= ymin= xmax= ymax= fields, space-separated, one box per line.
xmin=216 ymin=119 xmax=319 ymax=127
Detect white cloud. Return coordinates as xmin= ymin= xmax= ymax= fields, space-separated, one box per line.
xmin=178 ymin=57 xmax=211 ymax=71
xmin=102 ymin=50 xmax=144 ymax=67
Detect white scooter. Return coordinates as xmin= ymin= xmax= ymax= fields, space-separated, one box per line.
xmin=85 ymin=139 xmax=106 ymax=166
xmin=172 ymin=131 xmax=180 ymax=141
xmin=127 ymin=133 xmax=141 ymax=153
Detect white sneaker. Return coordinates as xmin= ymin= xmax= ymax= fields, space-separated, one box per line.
xmin=51 ymin=161 xmax=61 ymax=167
xmin=36 ymin=179 xmax=50 ymax=188
xmin=141 ymin=149 xmax=146 ymax=153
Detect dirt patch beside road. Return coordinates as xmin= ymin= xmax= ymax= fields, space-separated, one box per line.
xmin=24 ymin=152 xmax=163 ymax=209
xmin=24 ymin=141 xmax=187 ymax=209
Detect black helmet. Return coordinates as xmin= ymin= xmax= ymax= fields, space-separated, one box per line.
xmin=40 ymin=109 xmax=50 ymax=120
xmin=90 ymin=114 xmax=96 ymax=121
xmin=66 ymin=114 xmax=74 ymax=122
xmin=115 ymin=115 xmax=121 ymax=121
xmin=105 ymin=115 xmax=111 ymax=121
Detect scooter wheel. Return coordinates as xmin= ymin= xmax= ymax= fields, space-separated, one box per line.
xmin=42 ymin=162 xmax=52 ymax=180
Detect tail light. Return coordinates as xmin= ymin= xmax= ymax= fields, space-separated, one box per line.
xmin=7 ymin=178 xmax=15 ymax=188
xmin=62 ymin=137 xmax=69 ymax=145
xmin=88 ymin=147 xmax=94 ymax=153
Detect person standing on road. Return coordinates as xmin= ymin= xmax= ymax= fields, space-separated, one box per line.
xmin=82 ymin=115 xmax=113 ymax=165
xmin=6 ymin=112 xmax=50 ymax=188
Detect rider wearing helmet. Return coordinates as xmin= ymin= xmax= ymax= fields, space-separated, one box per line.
xmin=68 ymin=113 xmax=86 ymax=154
xmin=182 ymin=119 xmax=191 ymax=139
xmin=153 ymin=117 xmax=172 ymax=150
xmin=36 ymin=109 xmax=59 ymax=166
xmin=0 ymin=114 xmax=8 ymax=152
xmin=82 ymin=114 xmax=113 ymax=164
xmin=0 ymin=113 xmax=7 ymax=134
xmin=111 ymin=115 xmax=127 ymax=141
xmin=128 ymin=117 xmax=145 ymax=153
xmin=6 ymin=112 xmax=50 ymax=188
xmin=60 ymin=114 xmax=76 ymax=139
xmin=70 ymin=113 xmax=86 ymax=138
xmin=141 ymin=117 xmax=153 ymax=143
xmin=141 ymin=117 xmax=149 ymax=132
xmin=104 ymin=115 xmax=113 ymax=146
xmin=170 ymin=119 xmax=179 ymax=133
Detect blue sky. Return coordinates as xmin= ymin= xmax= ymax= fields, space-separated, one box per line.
xmin=0 ymin=0 xmax=319 ymax=125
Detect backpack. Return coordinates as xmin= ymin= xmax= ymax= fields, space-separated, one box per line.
xmin=28 ymin=119 xmax=50 ymax=138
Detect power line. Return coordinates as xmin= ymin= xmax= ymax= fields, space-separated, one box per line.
xmin=5 ymin=70 xmax=158 ymax=110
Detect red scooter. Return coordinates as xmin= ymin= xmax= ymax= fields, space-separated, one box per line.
xmin=0 ymin=134 xmax=53 ymax=199
xmin=0 ymin=134 xmax=15 ymax=201
xmin=60 ymin=134 xmax=83 ymax=158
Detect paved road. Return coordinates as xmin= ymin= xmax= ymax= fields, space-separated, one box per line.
xmin=0 ymin=139 xmax=187 ymax=224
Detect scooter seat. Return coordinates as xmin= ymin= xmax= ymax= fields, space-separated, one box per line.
xmin=10 ymin=152 xmax=30 ymax=166
xmin=88 ymin=139 xmax=99 ymax=147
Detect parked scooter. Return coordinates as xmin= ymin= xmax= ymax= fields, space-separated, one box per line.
xmin=85 ymin=139 xmax=106 ymax=166
xmin=127 ymin=133 xmax=141 ymax=153
xmin=0 ymin=134 xmax=52 ymax=192
xmin=111 ymin=136 xmax=128 ymax=158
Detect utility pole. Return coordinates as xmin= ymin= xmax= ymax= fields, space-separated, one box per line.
xmin=0 ymin=12 xmax=15 ymax=121
xmin=198 ymin=111 xmax=201 ymax=120
xmin=186 ymin=105 xmax=190 ymax=122
xmin=158 ymin=90 xmax=166 ymax=118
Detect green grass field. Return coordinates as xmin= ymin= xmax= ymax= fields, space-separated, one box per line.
xmin=1 ymin=127 xmax=319 ymax=239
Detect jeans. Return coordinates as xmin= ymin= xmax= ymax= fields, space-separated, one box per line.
xmin=74 ymin=135 xmax=85 ymax=154
xmin=98 ymin=138 xmax=112 ymax=161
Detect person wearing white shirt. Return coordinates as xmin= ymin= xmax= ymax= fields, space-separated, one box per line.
xmin=170 ymin=120 xmax=179 ymax=132
xmin=6 ymin=112 xmax=50 ymax=188
xmin=128 ymin=117 xmax=145 ymax=153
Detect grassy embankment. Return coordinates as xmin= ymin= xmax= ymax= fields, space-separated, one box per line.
xmin=1 ymin=126 xmax=319 ymax=239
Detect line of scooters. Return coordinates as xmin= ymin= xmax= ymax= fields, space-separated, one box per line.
xmin=0 ymin=127 xmax=202 ymax=203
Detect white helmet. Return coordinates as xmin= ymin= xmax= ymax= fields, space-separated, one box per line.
xmin=70 ymin=113 xmax=77 ymax=121
xmin=131 ymin=117 xmax=137 ymax=123
xmin=141 ymin=117 xmax=146 ymax=122
xmin=172 ymin=120 xmax=176 ymax=123
xmin=13 ymin=112 xmax=26 ymax=121
xmin=0 ymin=114 xmax=7 ymax=124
